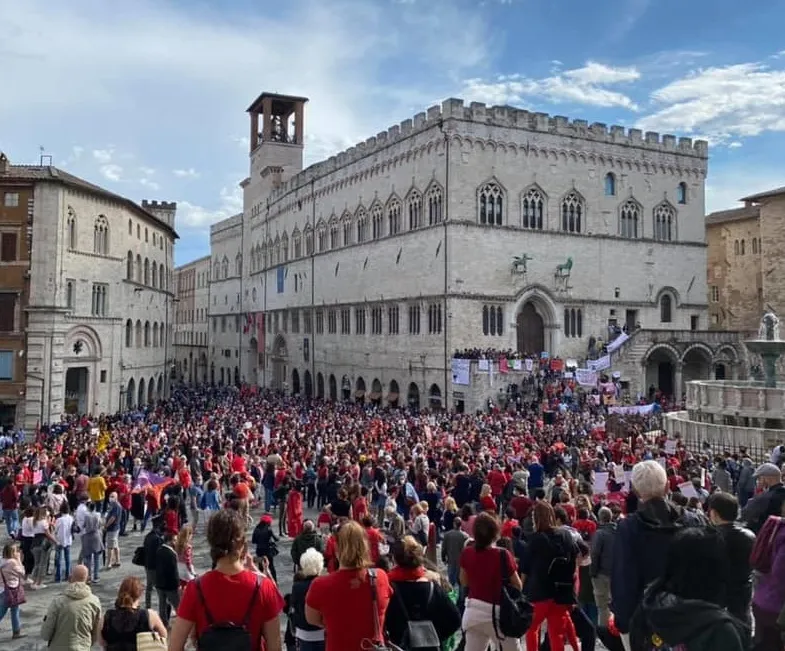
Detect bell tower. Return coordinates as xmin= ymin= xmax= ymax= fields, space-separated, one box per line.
xmin=246 ymin=92 xmax=308 ymax=178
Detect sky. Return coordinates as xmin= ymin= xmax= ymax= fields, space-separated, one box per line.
xmin=1 ymin=0 xmax=784 ymax=265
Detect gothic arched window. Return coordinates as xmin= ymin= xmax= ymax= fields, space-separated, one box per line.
xmin=660 ymin=294 xmax=673 ymax=323
xmin=478 ymin=182 xmax=504 ymax=226
xmin=371 ymin=203 xmax=384 ymax=240
xmin=620 ymin=200 xmax=640 ymax=239
xmin=561 ymin=192 xmax=584 ymax=234
xmin=407 ymin=190 xmax=422 ymax=231
xmin=67 ymin=209 xmax=77 ymax=250
xmin=653 ymin=203 xmax=676 ymax=241
xmin=605 ymin=173 xmax=616 ymax=196
xmin=387 ymin=198 xmax=401 ymax=235
xmin=426 ymin=184 xmax=443 ymax=225
xmin=521 ymin=188 xmax=544 ymax=230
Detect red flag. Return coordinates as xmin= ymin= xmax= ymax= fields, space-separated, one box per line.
xmin=499 ymin=358 xmax=509 ymax=374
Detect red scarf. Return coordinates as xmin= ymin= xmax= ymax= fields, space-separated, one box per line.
xmin=387 ymin=566 xmax=426 ymax=583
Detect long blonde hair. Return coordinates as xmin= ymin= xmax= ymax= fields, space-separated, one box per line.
xmin=174 ymin=524 xmax=193 ymax=555
xmin=336 ymin=521 xmax=371 ymax=570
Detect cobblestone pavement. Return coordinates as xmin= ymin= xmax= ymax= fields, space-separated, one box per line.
xmin=1 ymin=503 xmax=311 ymax=650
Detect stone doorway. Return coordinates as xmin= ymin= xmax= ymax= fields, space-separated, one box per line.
xmin=65 ymin=367 xmax=89 ymax=414
xmin=516 ymin=301 xmax=545 ymax=356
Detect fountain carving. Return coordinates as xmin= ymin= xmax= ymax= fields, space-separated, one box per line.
xmin=745 ymin=311 xmax=785 ymax=388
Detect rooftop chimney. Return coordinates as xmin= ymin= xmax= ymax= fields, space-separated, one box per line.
xmin=0 ymin=153 xmax=8 ymax=175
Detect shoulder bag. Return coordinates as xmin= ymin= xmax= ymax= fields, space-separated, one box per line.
xmin=492 ymin=548 xmax=533 ymax=640
xmin=1 ymin=565 xmax=26 ymax=607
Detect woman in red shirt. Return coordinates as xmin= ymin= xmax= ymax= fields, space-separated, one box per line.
xmin=460 ymin=513 xmax=523 ymax=651
xmin=170 ymin=509 xmax=283 ymax=651
xmin=306 ymin=520 xmax=392 ymax=651
xmin=479 ymin=484 xmax=496 ymax=514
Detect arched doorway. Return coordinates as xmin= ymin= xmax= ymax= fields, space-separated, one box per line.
xmin=682 ymin=346 xmax=712 ymax=390
xmin=138 ymin=378 xmax=146 ymax=407
xmin=234 ymin=366 xmax=240 ymax=386
xmin=188 ymin=352 xmax=193 ymax=383
xmin=220 ymin=368 xmax=225 ymax=385
xmin=157 ymin=375 xmax=163 ymax=401
xmin=64 ymin=367 xmax=89 ymax=415
xmin=201 ymin=353 xmax=208 ymax=384
xmin=644 ymin=345 xmax=678 ymax=399
xmin=292 ymin=369 xmax=301 ymax=395
xmin=304 ymin=370 xmax=313 ymax=399
xmin=271 ymin=335 xmax=288 ymax=391
xmin=407 ymin=382 xmax=420 ymax=410
xmin=715 ymin=363 xmax=726 ymax=380
xmin=329 ymin=374 xmax=338 ymax=401
xmin=517 ymin=301 xmax=545 ymax=355
xmin=317 ymin=372 xmax=325 ymax=399
xmin=341 ymin=375 xmax=351 ymax=401
xmin=248 ymin=337 xmax=259 ymax=385
xmin=355 ymin=376 xmax=366 ymax=403
xmin=429 ymin=384 xmax=442 ymax=410
xmin=210 ymin=363 xmax=215 ymax=385
xmin=148 ymin=377 xmax=155 ymax=404
xmin=388 ymin=379 xmax=400 ymax=407
xmin=126 ymin=378 xmax=136 ymax=410
xmin=370 ymin=378 xmax=382 ymax=406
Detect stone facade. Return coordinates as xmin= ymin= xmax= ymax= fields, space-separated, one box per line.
xmin=192 ymin=93 xmax=743 ymax=411
xmin=174 ymin=255 xmax=210 ymax=384
xmin=0 ymin=155 xmax=177 ymax=428
xmin=706 ymin=204 xmax=762 ymax=333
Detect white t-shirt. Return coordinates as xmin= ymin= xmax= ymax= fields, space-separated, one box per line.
xmin=32 ymin=519 xmax=49 ymax=535
xmin=20 ymin=516 xmax=34 ymax=538
xmin=54 ymin=514 xmax=74 ymax=547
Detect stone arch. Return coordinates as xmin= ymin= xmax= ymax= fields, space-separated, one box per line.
xmin=292 ymin=368 xmax=301 ymax=395
xmin=355 ymin=376 xmax=367 ymax=402
xmin=317 ymin=372 xmax=325 ymax=399
xmin=682 ymin=344 xmax=712 ymax=388
xmin=64 ymin=324 xmax=103 ymax=361
xmin=429 ymin=383 xmax=442 ymax=409
xmin=148 ymin=376 xmax=155 ymax=404
xmin=138 ymin=377 xmax=146 ymax=407
xmin=654 ymin=285 xmax=681 ymax=306
xmin=713 ymin=344 xmax=740 ymax=365
xmin=681 ymin=342 xmax=714 ymax=364
xmin=126 ymin=378 xmax=136 ymax=409
xmin=388 ymin=379 xmax=400 ymax=406
xmin=370 ymin=378 xmax=383 ymax=404
xmin=643 ymin=342 xmax=680 ymax=398
xmin=329 ymin=374 xmax=338 ymax=401
xmin=304 ymin=369 xmax=313 ymax=399
xmin=407 ymin=382 xmax=421 ymax=410
xmin=513 ymin=286 xmax=558 ymax=356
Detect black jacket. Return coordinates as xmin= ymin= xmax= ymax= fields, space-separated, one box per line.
xmin=714 ymin=522 xmax=755 ymax=622
xmin=630 ymin=586 xmax=750 ymax=651
xmin=384 ymin=580 xmax=461 ymax=649
xmin=154 ymin=544 xmax=179 ymax=591
xmin=142 ymin=530 xmax=163 ymax=571
xmin=742 ymin=484 xmax=785 ymax=534
xmin=290 ymin=531 xmax=323 ymax=568
xmin=522 ymin=528 xmax=579 ymax=605
xmin=289 ymin=576 xmax=322 ymax=634
xmin=611 ymin=498 xmax=690 ymax=633
xmin=252 ymin=523 xmax=278 ymax=557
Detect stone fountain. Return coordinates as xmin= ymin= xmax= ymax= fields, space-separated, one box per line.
xmin=744 ymin=311 xmax=785 ymax=388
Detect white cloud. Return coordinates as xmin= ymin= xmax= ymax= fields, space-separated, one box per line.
xmin=706 ymin=169 xmax=785 ymax=213
xmin=92 ymin=149 xmax=114 ymax=163
xmin=461 ymin=61 xmax=641 ymax=110
xmin=177 ymin=185 xmax=243 ymax=229
xmin=638 ymin=61 xmax=785 ymax=143
xmin=139 ymin=177 xmax=160 ymax=191
xmin=173 ymin=168 xmax=200 ymax=179
xmin=139 ymin=166 xmax=155 ymax=176
xmin=100 ymin=164 xmax=123 ymax=182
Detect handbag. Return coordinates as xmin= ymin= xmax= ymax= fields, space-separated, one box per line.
xmin=1 ymin=567 xmax=26 ymax=607
xmin=492 ymin=548 xmax=533 ymax=640
xmin=390 ymin=582 xmax=441 ymax=650
xmin=136 ymin=631 xmax=167 ymax=651
xmin=365 ymin=568 xmax=393 ymax=651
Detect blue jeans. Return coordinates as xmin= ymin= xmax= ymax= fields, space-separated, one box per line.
xmin=2 ymin=509 xmax=18 ymax=537
xmin=264 ymin=485 xmax=276 ymax=512
xmin=86 ymin=552 xmax=100 ymax=582
xmin=0 ymin=599 xmax=21 ymax=634
xmin=447 ymin=565 xmax=459 ymax=588
xmin=55 ymin=545 xmax=71 ymax=583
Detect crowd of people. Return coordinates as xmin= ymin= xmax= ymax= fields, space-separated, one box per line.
xmin=0 ymin=375 xmax=781 ymax=650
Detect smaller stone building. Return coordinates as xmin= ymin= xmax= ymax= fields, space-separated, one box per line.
xmin=174 ymin=255 xmax=210 ymax=384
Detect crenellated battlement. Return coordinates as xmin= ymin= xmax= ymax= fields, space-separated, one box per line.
xmin=268 ymin=97 xmax=708 ymax=202
xmin=141 ymin=200 xmax=177 ymax=211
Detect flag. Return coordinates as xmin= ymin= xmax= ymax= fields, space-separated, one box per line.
xmin=499 ymin=358 xmax=509 ymax=373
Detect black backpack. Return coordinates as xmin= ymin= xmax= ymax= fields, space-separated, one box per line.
xmin=195 ymin=574 xmax=261 ymax=651
xmin=390 ymin=582 xmax=440 ymax=650
xmin=492 ymin=549 xmax=533 ymax=639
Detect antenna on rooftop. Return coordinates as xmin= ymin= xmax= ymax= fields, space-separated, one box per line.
xmin=39 ymin=146 xmax=52 ymax=167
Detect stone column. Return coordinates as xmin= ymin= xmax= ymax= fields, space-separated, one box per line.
xmin=674 ymin=362 xmax=683 ymax=400
xmin=261 ymin=97 xmax=273 ymax=141
xmin=249 ymin=111 xmax=259 ymax=151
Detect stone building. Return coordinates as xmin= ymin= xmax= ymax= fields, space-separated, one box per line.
xmin=174 ymin=255 xmax=210 ymax=384
xmin=0 ymin=152 xmax=177 ymax=428
xmin=195 ymin=93 xmax=743 ymax=411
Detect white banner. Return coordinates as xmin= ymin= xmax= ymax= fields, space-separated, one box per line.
xmin=608 ymin=404 xmax=656 ymax=416
xmin=587 ymin=355 xmax=611 ymax=372
xmin=525 ymin=359 xmax=534 ymax=372
xmin=451 ymin=358 xmax=471 ymax=386
xmin=607 ymin=332 xmax=630 ymax=354
xmin=575 ymin=368 xmax=598 ymax=386
xmin=478 ymin=359 xmax=490 ymax=371
xmin=263 ymin=425 xmax=271 ymax=444
xmin=512 ymin=360 xmax=522 ymax=371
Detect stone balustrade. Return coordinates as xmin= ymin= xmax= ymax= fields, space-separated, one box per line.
xmin=685 ymin=379 xmax=785 ymax=420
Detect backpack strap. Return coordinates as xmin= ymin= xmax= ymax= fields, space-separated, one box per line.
xmin=492 ymin=548 xmax=507 ymax=641
xmin=194 ymin=578 xmax=215 ymax=626
xmin=367 ymin=569 xmax=383 ymax=644
xmin=242 ymin=575 xmax=262 ymax=627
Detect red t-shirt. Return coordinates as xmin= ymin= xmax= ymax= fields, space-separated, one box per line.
xmin=364 ymin=527 xmax=383 ymax=564
xmin=306 ymin=568 xmax=392 ymax=651
xmin=178 ymin=570 xmax=284 ymax=651
xmin=510 ymin=496 xmax=532 ymax=520
xmin=232 ymin=456 xmax=247 ymax=474
xmin=460 ymin=546 xmax=516 ymax=605
xmin=487 ymin=470 xmax=507 ymax=497
xmin=352 ymin=497 xmax=368 ymax=522
xmin=480 ymin=495 xmax=496 ymax=513
xmin=500 ymin=519 xmax=516 ymax=540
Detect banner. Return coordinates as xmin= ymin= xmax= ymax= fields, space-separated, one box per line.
xmin=478 ymin=359 xmax=489 ymax=371
xmin=499 ymin=358 xmax=509 ymax=373
xmin=587 ymin=355 xmax=611 ymax=372
xmin=608 ymin=403 xmax=656 ymax=416
xmin=134 ymin=470 xmax=168 ymax=490
xmin=575 ymin=369 xmax=598 ymax=386
xmin=263 ymin=425 xmax=271 ymax=445
xmin=450 ymin=358 xmax=471 ymax=386
xmin=607 ymin=332 xmax=629 ymax=354
xmin=512 ymin=360 xmax=522 ymax=371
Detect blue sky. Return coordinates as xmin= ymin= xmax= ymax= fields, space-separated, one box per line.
xmin=1 ymin=0 xmax=784 ymax=265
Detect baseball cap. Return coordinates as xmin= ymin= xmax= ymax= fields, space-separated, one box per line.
xmin=753 ymin=462 xmax=781 ymax=479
